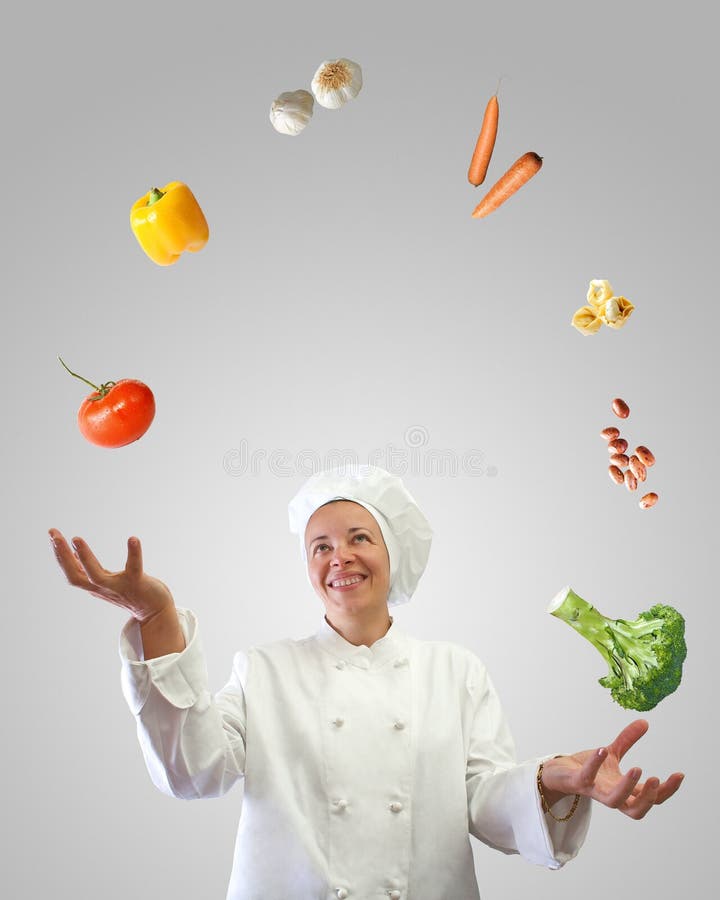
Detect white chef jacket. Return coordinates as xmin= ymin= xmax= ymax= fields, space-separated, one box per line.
xmin=119 ymin=610 xmax=591 ymax=900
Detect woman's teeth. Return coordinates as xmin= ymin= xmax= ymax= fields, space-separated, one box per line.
xmin=331 ymin=576 xmax=364 ymax=587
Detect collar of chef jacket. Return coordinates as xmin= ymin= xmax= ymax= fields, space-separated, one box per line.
xmin=314 ymin=617 xmax=410 ymax=671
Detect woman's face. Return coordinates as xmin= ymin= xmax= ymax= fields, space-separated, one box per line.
xmin=305 ymin=500 xmax=391 ymax=617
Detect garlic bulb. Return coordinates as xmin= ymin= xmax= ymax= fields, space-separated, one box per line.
xmin=310 ymin=58 xmax=362 ymax=109
xmin=269 ymin=89 xmax=314 ymax=136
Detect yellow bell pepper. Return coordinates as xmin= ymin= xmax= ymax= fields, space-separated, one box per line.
xmin=130 ymin=182 xmax=209 ymax=266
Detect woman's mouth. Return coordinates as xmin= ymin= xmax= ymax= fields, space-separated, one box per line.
xmin=328 ymin=574 xmax=367 ymax=591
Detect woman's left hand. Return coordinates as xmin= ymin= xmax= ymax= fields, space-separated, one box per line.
xmin=539 ymin=719 xmax=684 ymax=820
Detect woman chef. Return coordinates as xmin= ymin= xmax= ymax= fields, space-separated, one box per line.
xmin=48 ymin=465 xmax=684 ymax=900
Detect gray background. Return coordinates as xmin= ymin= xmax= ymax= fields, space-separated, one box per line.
xmin=2 ymin=0 xmax=715 ymax=897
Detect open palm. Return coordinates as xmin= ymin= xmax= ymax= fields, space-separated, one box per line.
xmin=543 ymin=720 xmax=684 ymax=819
xmin=49 ymin=529 xmax=174 ymax=624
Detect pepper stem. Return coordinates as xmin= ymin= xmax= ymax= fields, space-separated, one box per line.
xmin=147 ymin=187 xmax=165 ymax=206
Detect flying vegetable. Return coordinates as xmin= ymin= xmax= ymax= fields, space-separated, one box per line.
xmin=548 ymin=586 xmax=687 ymax=711
xmin=59 ymin=356 xmax=155 ymax=449
xmin=130 ymin=182 xmax=209 ymax=266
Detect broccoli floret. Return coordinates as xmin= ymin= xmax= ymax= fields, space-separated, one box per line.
xmin=548 ymin=587 xmax=687 ymax=711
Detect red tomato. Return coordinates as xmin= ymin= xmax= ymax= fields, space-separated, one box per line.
xmin=78 ymin=379 xmax=155 ymax=448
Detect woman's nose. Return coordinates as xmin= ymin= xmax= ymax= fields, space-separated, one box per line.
xmin=330 ymin=542 xmax=354 ymax=565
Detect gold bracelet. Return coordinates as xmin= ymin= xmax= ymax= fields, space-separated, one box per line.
xmin=537 ymin=760 xmax=581 ymax=822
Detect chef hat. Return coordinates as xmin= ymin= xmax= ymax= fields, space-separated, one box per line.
xmin=288 ymin=464 xmax=433 ymax=607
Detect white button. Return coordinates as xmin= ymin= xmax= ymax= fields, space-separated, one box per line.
xmin=335 ymin=660 xmax=347 ymax=670
xmin=389 ymin=801 xmax=403 ymax=813
xmin=356 ymin=659 xmax=370 ymax=670
xmin=388 ymin=892 xmax=401 ymax=899
xmin=332 ymin=717 xmax=344 ymax=727
xmin=332 ymin=799 xmax=348 ymax=811
xmin=336 ymin=890 xmax=348 ymax=899
xmin=393 ymin=720 xmax=405 ymax=730
xmin=393 ymin=657 xmax=408 ymax=667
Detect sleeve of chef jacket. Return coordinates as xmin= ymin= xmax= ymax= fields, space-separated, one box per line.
xmin=465 ymin=661 xmax=592 ymax=868
xmin=118 ymin=608 xmax=247 ymax=800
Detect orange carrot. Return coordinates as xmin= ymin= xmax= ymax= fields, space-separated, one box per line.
xmin=471 ymin=151 xmax=543 ymax=218
xmin=468 ymin=93 xmax=499 ymax=186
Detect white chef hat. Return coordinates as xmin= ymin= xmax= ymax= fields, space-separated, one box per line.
xmin=288 ymin=464 xmax=433 ymax=607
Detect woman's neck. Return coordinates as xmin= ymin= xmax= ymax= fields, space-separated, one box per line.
xmin=325 ymin=611 xmax=393 ymax=647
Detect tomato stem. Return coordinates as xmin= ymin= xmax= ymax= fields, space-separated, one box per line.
xmin=58 ymin=356 xmax=116 ymax=400
xmin=147 ymin=187 xmax=165 ymax=206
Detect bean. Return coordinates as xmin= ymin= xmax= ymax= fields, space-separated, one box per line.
xmin=639 ymin=492 xmax=659 ymax=509
xmin=608 ymin=438 xmax=629 ymax=454
xmin=624 ymin=469 xmax=638 ymax=491
xmin=610 ymin=453 xmax=629 ymax=468
xmin=628 ymin=455 xmax=647 ymax=481
xmin=636 ymin=445 xmax=655 ymax=467
xmin=601 ymin=426 xmax=620 ymax=441
xmin=612 ymin=397 xmax=630 ymax=419
xmin=608 ymin=465 xmax=624 ymax=485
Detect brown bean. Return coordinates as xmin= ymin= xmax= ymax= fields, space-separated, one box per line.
xmin=628 ymin=455 xmax=647 ymax=481
xmin=612 ymin=397 xmax=630 ymax=419
xmin=624 ymin=469 xmax=638 ymax=491
xmin=636 ymin=445 xmax=655 ymax=467
xmin=609 ymin=453 xmax=629 ymax=467
xmin=608 ymin=438 xmax=629 ymax=454
xmin=608 ymin=465 xmax=624 ymax=484
xmin=601 ymin=426 xmax=620 ymax=441
xmin=639 ymin=492 xmax=659 ymax=509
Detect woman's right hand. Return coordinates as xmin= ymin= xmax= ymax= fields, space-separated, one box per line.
xmin=49 ymin=528 xmax=186 ymax=658
xmin=49 ymin=529 xmax=175 ymax=625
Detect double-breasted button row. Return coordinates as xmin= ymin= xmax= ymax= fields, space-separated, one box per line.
xmin=331 ymin=798 xmax=405 ymax=813
xmin=334 ymin=886 xmax=401 ymax=897
xmin=329 ymin=717 xmax=405 ymax=730
xmin=335 ymin=657 xmax=408 ymax=670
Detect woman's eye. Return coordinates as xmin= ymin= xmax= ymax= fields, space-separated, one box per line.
xmin=313 ymin=535 xmax=368 ymax=554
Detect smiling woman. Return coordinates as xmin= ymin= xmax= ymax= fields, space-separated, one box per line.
xmin=48 ymin=465 xmax=684 ymax=900
xmin=305 ymin=501 xmax=393 ymax=629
